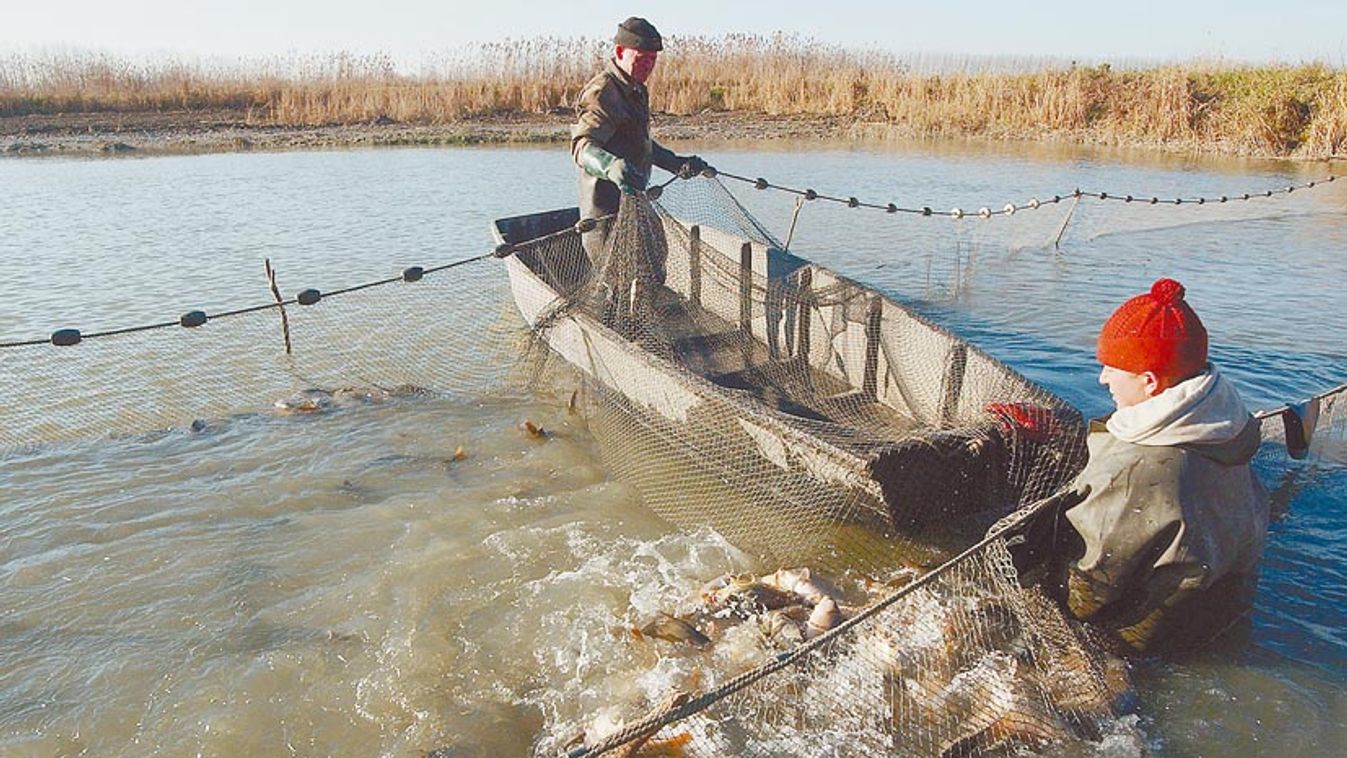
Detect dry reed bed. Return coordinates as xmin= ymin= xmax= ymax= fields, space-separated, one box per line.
xmin=2 ymin=37 xmax=1344 ymax=157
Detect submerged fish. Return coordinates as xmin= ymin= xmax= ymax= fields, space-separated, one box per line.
xmin=756 ymin=607 xmax=807 ymax=648
xmin=273 ymin=388 xmax=333 ymax=415
xmin=609 ymin=692 xmax=693 ymax=758
xmin=942 ymin=596 xmax=1024 ymax=671
xmin=520 ymin=419 xmax=548 ymax=439
xmin=615 ymin=731 xmax=691 ymax=758
xmin=932 ymin=652 xmax=1073 ymax=758
xmin=331 ymin=386 xmax=387 ymax=404
xmin=273 ymin=384 xmax=429 ymax=415
xmin=861 ymin=566 xmax=920 ymax=596
xmin=383 ymin=383 xmax=433 ymax=397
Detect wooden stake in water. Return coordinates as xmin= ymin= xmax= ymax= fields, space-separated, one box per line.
xmin=784 ymin=195 xmax=806 ymax=251
xmin=265 ymin=258 xmax=293 ymax=356
xmin=1054 ymin=194 xmax=1080 ymax=250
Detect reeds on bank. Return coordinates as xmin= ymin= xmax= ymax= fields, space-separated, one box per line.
xmin=2 ymin=36 xmax=1344 ymax=157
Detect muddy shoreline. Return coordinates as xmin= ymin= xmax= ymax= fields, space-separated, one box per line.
xmin=3 ymin=108 xmax=1344 ymax=161
xmin=0 ymin=109 xmax=862 ymax=157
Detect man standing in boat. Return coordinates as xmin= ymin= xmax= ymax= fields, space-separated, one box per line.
xmin=1038 ymin=278 xmax=1270 ymax=655
xmin=571 ymin=16 xmax=708 ymax=259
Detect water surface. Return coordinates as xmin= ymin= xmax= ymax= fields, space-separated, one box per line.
xmin=1 ymin=141 xmax=1344 ymax=756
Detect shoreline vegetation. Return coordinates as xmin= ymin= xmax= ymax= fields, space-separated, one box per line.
xmin=3 ymin=36 xmax=1345 ymax=159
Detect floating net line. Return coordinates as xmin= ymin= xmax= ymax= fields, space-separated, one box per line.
xmin=711 ymin=168 xmax=1337 ymax=220
xmin=2 ymin=171 xmax=1345 ymax=758
xmin=0 ymin=252 xmax=525 ymax=452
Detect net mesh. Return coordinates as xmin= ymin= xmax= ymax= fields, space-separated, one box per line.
xmin=498 ymin=179 xmax=1147 ymax=756
xmin=0 ymin=260 xmax=523 ymax=451
xmin=519 ymin=181 xmax=1088 ymax=566
xmin=3 ymin=175 xmax=1343 ymax=758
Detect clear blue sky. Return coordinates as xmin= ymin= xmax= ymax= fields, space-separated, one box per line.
xmin=3 ymin=0 xmax=1344 ymax=65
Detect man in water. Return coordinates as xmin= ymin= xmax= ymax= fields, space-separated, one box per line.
xmin=1052 ymin=278 xmax=1270 ymax=655
xmin=571 ymin=17 xmax=708 ymax=258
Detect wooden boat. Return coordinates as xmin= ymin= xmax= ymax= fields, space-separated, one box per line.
xmin=492 ymin=204 xmax=1085 ymax=551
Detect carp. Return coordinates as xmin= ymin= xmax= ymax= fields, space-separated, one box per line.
xmin=756 ymin=607 xmax=808 ymax=648
xmin=803 ymin=596 xmax=844 ymax=640
xmin=761 ymin=567 xmax=842 ymax=606
xmin=272 ymin=388 xmax=333 ymax=414
xmin=635 ymin=613 xmax=710 ymax=649
xmin=700 ymin=573 xmax=797 ymax=613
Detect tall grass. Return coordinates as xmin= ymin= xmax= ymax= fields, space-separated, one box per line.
xmin=2 ymin=36 xmax=1345 ymax=157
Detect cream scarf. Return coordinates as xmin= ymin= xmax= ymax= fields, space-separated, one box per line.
xmin=1106 ymin=365 xmax=1250 ymax=446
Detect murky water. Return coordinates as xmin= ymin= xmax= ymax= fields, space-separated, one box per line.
xmin=1 ymin=142 xmax=1345 ymax=756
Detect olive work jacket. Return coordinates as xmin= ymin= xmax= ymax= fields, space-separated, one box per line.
xmin=570 ymin=58 xmax=682 ymax=223
xmin=1061 ymin=416 xmax=1269 ymax=655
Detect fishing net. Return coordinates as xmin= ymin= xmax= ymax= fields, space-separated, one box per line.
xmin=2 ymin=173 xmax=1343 ymax=758
xmin=0 ymin=258 xmax=522 ymax=452
xmin=499 ymin=177 xmax=1347 ymax=757
xmin=494 ymin=178 xmax=1153 ymax=757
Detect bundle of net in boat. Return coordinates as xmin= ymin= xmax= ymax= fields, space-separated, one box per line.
xmin=508 ymin=179 xmax=1142 ymax=756
xmin=0 ymin=257 xmax=524 ymax=453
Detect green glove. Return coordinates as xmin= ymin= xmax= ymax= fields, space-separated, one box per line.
xmin=578 ymin=143 xmax=646 ymax=193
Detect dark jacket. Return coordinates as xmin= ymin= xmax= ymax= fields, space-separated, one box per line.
xmin=571 ymin=58 xmax=680 ymax=221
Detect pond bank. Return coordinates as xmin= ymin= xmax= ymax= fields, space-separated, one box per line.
xmin=6 ymin=107 xmax=1347 ymax=161
xmin=0 ymin=109 xmax=854 ymax=157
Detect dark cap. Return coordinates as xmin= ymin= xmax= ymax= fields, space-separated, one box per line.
xmin=615 ymin=17 xmax=662 ymax=52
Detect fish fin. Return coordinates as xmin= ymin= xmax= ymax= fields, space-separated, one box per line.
xmin=639 ymin=732 xmax=692 ymax=756
xmin=613 ymin=733 xmax=650 ymax=758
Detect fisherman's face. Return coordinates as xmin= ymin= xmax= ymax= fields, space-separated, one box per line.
xmin=1099 ymin=364 xmax=1159 ymax=409
xmin=615 ymin=45 xmax=659 ymax=83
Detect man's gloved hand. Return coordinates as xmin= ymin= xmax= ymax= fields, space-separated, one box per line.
xmin=677 ymin=154 xmax=710 ymax=179
xmin=611 ymin=157 xmax=648 ymax=192
xmin=578 ymin=142 xmax=647 ymax=194
xmin=652 ymin=142 xmax=711 ymax=179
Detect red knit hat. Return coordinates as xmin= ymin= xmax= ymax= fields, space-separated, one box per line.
xmin=1096 ymin=278 xmax=1208 ymax=383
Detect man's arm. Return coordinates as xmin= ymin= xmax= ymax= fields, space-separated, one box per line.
xmin=651 ymin=140 xmax=707 ymax=177
xmin=572 ymin=81 xmax=645 ymax=193
xmin=571 ymin=78 xmax=617 ymax=164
